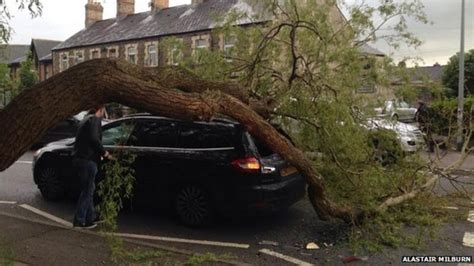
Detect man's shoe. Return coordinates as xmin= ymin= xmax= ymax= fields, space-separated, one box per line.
xmin=73 ymin=222 xmax=97 ymax=229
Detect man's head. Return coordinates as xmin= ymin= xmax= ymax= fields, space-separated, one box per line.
xmin=417 ymin=99 xmax=425 ymax=108
xmin=88 ymin=105 xmax=106 ymax=118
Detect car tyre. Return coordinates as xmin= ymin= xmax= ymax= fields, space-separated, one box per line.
xmin=37 ymin=164 xmax=65 ymax=201
xmin=392 ymin=114 xmax=399 ymax=121
xmin=175 ymin=185 xmax=213 ymax=227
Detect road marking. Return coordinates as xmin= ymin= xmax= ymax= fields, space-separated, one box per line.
xmin=15 ymin=161 xmax=32 ymax=164
xmin=0 ymin=201 xmax=17 ymax=204
xmin=259 ymin=249 xmax=314 ymax=265
xmin=111 ymin=232 xmax=250 ymax=249
xmin=462 ymin=232 xmax=474 ymax=248
xmin=468 ymin=211 xmax=474 ymax=223
xmin=19 ymin=204 xmax=73 ymax=228
xmin=442 ymin=206 xmax=459 ymax=210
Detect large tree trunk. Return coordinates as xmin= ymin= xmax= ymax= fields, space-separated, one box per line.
xmin=0 ymin=59 xmax=359 ymax=223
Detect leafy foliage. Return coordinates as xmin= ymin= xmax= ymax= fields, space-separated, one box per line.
xmin=442 ymin=49 xmax=474 ymax=97
xmin=163 ymin=0 xmax=457 ymax=252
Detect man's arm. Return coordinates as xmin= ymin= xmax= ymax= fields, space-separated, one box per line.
xmin=89 ymin=118 xmax=106 ymax=157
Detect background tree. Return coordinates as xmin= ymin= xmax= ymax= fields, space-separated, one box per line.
xmin=17 ymin=51 xmax=38 ymax=91
xmin=442 ymin=49 xmax=474 ymax=97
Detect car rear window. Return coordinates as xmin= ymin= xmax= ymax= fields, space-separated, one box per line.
xmin=178 ymin=124 xmax=237 ymax=149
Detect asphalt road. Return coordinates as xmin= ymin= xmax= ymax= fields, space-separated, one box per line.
xmin=1 ymin=152 xmax=473 ymax=265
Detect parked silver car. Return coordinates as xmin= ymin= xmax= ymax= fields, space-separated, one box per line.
xmin=375 ymin=100 xmax=417 ymax=122
xmin=366 ymin=119 xmax=425 ymax=153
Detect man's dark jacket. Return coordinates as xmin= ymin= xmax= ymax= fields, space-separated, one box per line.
xmin=72 ymin=115 xmax=105 ymax=163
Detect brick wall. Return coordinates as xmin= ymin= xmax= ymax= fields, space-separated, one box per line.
xmin=52 ymin=29 xmax=223 ymax=75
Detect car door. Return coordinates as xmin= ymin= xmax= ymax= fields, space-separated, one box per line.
xmin=99 ymin=119 xmax=136 ymax=181
xmin=129 ymin=119 xmax=179 ymax=207
xmin=398 ymin=101 xmax=411 ymax=121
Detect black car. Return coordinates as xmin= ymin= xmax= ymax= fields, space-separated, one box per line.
xmin=32 ymin=114 xmax=305 ymax=226
xmin=33 ymin=111 xmax=88 ymax=148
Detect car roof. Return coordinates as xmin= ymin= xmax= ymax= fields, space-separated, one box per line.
xmin=118 ymin=113 xmax=241 ymax=128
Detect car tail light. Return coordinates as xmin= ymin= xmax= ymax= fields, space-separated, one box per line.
xmin=231 ymin=157 xmax=261 ymax=173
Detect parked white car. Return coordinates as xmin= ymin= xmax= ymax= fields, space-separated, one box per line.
xmin=374 ymin=100 xmax=417 ymax=122
xmin=365 ymin=119 xmax=425 ymax=153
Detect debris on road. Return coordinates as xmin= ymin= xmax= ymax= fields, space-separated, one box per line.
xmin=323 ymin=242 xmax=333 ymax=247
xmin=305 ymin=242 xmax=320 ymax=250
xmin=258 ymin=240 xmax=279 ymax=246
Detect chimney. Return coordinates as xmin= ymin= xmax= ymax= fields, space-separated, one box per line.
xmin=85 ymin=0 xmax=103 ymax=28
xmin=150 ymin=0 xmax=169 ymax=11
xmin=117 ymin=0 xmax=135 ymax=17
xmin=192 ymin=0 xmax=206 ymax=4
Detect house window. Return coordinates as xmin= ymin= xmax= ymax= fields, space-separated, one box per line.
xmin=91 ymin=50 xmax=100 ymax=59
xmin=193 ymin=39 xmax=208 ymax=63
xmin=146 ymin=44 xmax=158 ymax=67
xmin=224 ymin=35 xmax=236 ymax=62
xmin=170 ymin=45 xmax=182 ymax=66
xmin=75 ymin=51 xmax=84 ymax=64
xmin=108 ymin=48 xmax=118 ymax=58
xmin=61 ymin=54 xmax=69 ymax=71
xmin=127 ymin=46 xmax=137 ymax=64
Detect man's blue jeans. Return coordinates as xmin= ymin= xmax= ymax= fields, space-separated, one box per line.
xmin=73 ymin=159 xmax=98 ymax=225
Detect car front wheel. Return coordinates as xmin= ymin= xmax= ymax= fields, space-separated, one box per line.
xmin=175 ymin=185 xmax=213 ymax=227
xmin=36 ymin=163 xmax=65 ymax=201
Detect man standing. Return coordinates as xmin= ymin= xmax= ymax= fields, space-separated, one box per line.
xmin=72 ymin=105 xmax=110 ymax=229
xmin=415 ymin=100 xmax=434 ymax=152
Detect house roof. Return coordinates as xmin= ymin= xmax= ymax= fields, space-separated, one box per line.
xmin=31 ymin=39 xmax=62 ymax=60
xmin=53 ymin=0 xmax=268 ymax=51
xmin=409 ymin=64 xmax=445 ymax=83
xmin=9 ymin=55 xmax=27 ymax=65
xmin=0 ymin=44 xmax=29 ymax=64
xmin=39 ymin=53 xmax=52 ymax=62
xmin=359 ymin=44 xmax=385 ymax=56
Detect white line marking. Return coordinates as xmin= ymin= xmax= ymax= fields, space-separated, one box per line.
xmin=259 ymin=249 xmax=314 ymax=265
xmin=442 ymin=206 xmax=459 ymax=210
xmin=15 ymin=161 xmax=33 ymax=164
xmin=462 ymin=232 xmax=474 ymax=248
xmin=19 ymin=204 xmax=72 ymax=228
xmin=111 ymin=232 xmax=250 ymax=249
xmin=468 ymin=211 xmax=474 ymax=223
xmin=0 ymin=201 xmax=17 ymax=204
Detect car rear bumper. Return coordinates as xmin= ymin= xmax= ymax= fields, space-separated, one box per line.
xmin=215 ymin=174 xmax=306 ymax=216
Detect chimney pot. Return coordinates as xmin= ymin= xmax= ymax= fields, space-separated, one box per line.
xmin=117 ymin=0 xmax=135 ymax=17
xmin=85 ymin=0 xmax=103 ymax=28
xmin=150 ymin=0 xmax=169 ymax=11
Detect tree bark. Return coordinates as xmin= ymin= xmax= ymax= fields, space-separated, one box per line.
xmin=0 ymin=59 xmax=358 ymax=223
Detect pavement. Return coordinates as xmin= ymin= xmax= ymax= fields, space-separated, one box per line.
xmin=424 ymin=150 xmax=474 ymax=175
xmin=0 ymin=205 xmax=240 ymax=265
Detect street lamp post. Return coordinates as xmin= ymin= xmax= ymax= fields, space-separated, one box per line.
xmin=457 ymin=0 xmax=466 ymax=151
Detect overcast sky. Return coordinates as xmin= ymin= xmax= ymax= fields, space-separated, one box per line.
xmin=6 ymin=0 xmax=474 ymax=66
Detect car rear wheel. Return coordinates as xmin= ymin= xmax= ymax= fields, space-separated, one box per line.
xmin=37 ymin=164 xmax=65 ymax=201
xmin=175 ymin=185 xmax=213 ymax=227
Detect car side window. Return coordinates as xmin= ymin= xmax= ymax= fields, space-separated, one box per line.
xmin=399 ymin=101 xmax=410 ymax=108
xmin=178 ymin=124 xmax=236 ymax=149
xmin=102 ymin=121 xmax=135 ymax=146
xmin=133 ymin=120 xmax=178 ymax=148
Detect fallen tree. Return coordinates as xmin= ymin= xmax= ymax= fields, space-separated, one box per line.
xmin=0 ymin=59 xmax=358 ymax=223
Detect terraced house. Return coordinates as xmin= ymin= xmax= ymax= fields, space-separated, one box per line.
xmin=52 ymin=0 xmax=270 ymax=74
